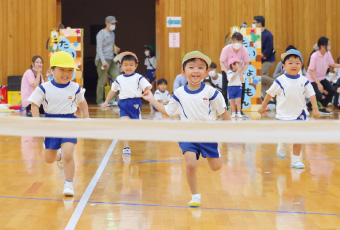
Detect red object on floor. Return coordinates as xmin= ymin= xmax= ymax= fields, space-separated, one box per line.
xmin=0 ymin=86 xmax=8 ymax=104
xmin=9 ymin=105 xmax=21 ymax=110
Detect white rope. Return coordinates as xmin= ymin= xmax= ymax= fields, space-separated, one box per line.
xmin=0 ymin=116 xmax=339 ymax=143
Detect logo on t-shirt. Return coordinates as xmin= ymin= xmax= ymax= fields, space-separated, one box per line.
xmin=203 ymin=98 xmax=208 ymax=101
xmin=68 ymin=96 xmax=73 ymax=101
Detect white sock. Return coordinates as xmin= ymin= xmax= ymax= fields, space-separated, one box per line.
xmin=192 ymin=194 xmax=201 ymax=199
xmin=291 ymin=154 xmax=301 ymax=161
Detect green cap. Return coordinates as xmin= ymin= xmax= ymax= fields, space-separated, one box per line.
xmin=182 ymin=51 xmax=211 ymax=66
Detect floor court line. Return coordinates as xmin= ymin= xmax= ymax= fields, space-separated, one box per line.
xmin=0 ymin=195 xmax=339 ymax=217
xmin=64 ymin=139 xmax=118 ymax=230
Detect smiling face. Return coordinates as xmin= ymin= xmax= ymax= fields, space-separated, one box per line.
xmin=282 ymin=55 xmax=302 ymax=76
xmin=32 ymin=58 xmax=43 ymax=71
xmin=121 ymin=60 xmax=138 ymax=75
xmin=52 ymin=67 xmax=74 ymax=84
xmin=181 ymin=58 xmax=209 ymax=85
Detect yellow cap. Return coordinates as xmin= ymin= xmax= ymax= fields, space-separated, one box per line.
xmin=50 ymin=51 xmax=79 ymax=69
xmin=182 ymin=51 xmax=211 ymax=67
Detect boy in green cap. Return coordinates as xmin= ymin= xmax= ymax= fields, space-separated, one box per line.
xmin=143 ymin=51 xmax=230 ymax=207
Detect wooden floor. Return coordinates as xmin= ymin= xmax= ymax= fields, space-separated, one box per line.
xmin=1 ymin=105 xmax=340 ymax=230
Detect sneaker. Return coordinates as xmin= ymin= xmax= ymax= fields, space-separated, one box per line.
xmin=236 ymin=112 xmax=244 ymax=118
xmin=319 ymin=108 xmax=332 ymax=116
xmin=276 ymin=143 xmax=287 ymax=158
xmin=63 ymin=181 xmax=74 ymax=196
xmin=291 ymin=159 xmax=305 ymax=169
xmin=123 ymin=147 xmax=131 ymax=156
xmin=57 ymin=149 xmax=63 ymax=169
xmin=189 ymin=194 xmax=201 ymax=207
xmin=231 ymin=113 xmax=236 ymax=118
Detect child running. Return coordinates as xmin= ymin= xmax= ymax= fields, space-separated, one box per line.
xmin=29 ymin=51 xmax=89 ymax=196
xmin=143 ymin=51 xmax=230 ymax=207
xmin=259 ymin=49 xmax=321 ymax=168
xmin=103 ymin=52 xmax=152 ymax=159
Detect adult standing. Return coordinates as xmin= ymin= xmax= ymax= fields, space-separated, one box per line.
xmin=21 ymin=56 xmax=45 ymax=116
xmin=95 ymin=16 xmax=120 ymax=105
xmin=253 ymin=16 xmax=275 ymax=76
xmin=306 ymin=36 xmax=340 ymax=115
xmin=220 ymin=32 xmax=249 ymax=112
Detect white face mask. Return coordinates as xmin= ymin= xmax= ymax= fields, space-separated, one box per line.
xmin=145 ymin=51 xmax=150 ymax=56
xmin=208 ymin=70 xmax=216 ymax=77
xmin=232 ymin=43 xmax=242 ymax=50
xmin=109 ymin=25 xmax=116 ymax=31
xmin=327 ymin=45 xmax=331 ymax=51
xmin=252 ymin=24 xmax=257 ymax=28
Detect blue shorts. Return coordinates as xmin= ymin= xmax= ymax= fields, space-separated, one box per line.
xmin=178 ymin=142 xmax=220 ymax=160
xmin=228 ymin=86 xmax=243 ymax=99
xmin=118 ymin=98 xmax=142 ymax=119
xmin=146 ymin=69 xmax=156 ymax=82
xmin=44 ymin=113 xmax=77 ymax=150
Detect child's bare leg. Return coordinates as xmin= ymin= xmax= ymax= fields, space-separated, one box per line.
xmin=45 ymin=149 xmax=59 ymax=163
xmin=61 ymin=142 xmax=76 ymax=181
xmin=120 ymin=116 xmax=130 ymax=147
xmin=207 ymin=157 xmax=222 ymax=171
xmin=236 ymin=98 xmax=242 ymax=113
xmin=230 ymin=99 xmax=236 ymax=114
xmin=292 ymin=143 xmax=302 ymax=156
xmin=184 ymin=151 xmax=198 ymax=194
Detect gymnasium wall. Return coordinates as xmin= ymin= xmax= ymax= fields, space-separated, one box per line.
xmin=0 ymin=0 xmax=61 ymax=85
xmin=156 ymin=0 xmax=340 ymax=93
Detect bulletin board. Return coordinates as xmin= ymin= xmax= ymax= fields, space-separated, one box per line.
xmin=48 ymin=27 xmax=84 ymax=87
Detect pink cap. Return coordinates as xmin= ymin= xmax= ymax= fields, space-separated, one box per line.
xmin=228 ymin=58 xmax=241 ymax=66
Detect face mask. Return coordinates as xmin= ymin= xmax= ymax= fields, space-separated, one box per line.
xmin=109 ymin=25 xmax=116 ymax=31
xmin=327 ymin=45 xmax=331 ymax=51
xmin=145 ymin=51 xmax=150 ymax=56
xmin=252 ymin=24 xmax=257 ymax=28
xmin=209 ymin=70 xmax=216 ymax=77
xmin=232 ymin=43 xmax=242 ymax=50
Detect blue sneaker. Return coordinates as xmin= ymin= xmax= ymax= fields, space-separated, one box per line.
xmin=276 ymin=143 xmax=287 ymax=158
xmin=122 ymin=147 xmax=131 ymax=156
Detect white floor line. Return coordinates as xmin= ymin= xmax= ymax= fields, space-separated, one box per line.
xmin=65 ymin=139 xmax=119 ymax=230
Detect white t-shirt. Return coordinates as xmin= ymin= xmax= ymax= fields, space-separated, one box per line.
xmin=28 ymin=80 xmax=85 ymax=114
xmin=111 ymin=73 xmax=152 ymax=99
xmin=165 ymin=83 xmax=227 ymax=121
xmin=154 ymin=89 xmax=171 ymax=103
xmin=227 ymin=70 xmax=243 ymax=86
xmin=266 ymin=74 xmax=315 ymax=120
xmin=144 ymin=57 xmax=156 ymax=70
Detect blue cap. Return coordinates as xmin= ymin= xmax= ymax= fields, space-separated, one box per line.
xmin=281 ymin=49 xmax=303 ymax=63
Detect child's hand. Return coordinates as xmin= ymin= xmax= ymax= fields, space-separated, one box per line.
xmin=312 ymin=109 xmax=321 ymax=119
xmin=258 ymin=107 xmax=266 ymax=114
xmin=143 ymin=91 xmax=154 ymax=101
xmin=102 ymin=102 xmax=108 ymax=109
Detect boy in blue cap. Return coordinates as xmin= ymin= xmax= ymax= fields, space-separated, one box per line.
xmin=259 ymin=49 xmax=320 ymax=168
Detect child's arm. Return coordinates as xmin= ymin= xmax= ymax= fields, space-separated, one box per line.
xmin=102 ymin=90 xmax=116 ymax=109
xmin=31 ymin=103 xmax=40 ymax=117
xmin=143 ymin=91 xmax=167 ymax=115
xmin=221 ymin=108 xmax=231 ymax=120
xmin=309 ymin=95 xmax=321 ymax=118
xmin=258 ymin=94 xmax=272 ymax=114
xmin=79 ymin=100 xmax=90 ymax=118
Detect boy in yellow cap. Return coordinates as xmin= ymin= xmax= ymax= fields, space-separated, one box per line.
xmin=28 ymin=51 xmax=89 ymax=196
xmin=143 ymin=51 xmax=230 ymax=207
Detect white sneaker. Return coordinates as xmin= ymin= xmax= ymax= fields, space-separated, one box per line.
xmin=276 ymin=143 xmax=287 ymax=158
xmin=123 ymin=147 xmax=131 ymax=156
xmin=63 ymin=181 xmax=74 ymax=196
xmin=188 ymin=194 xmax=201 ymax=207
xmin=236 ymin=112 xmax=244 ymax=118
xmin=231 ymin=113 xmax=236 ymax=118
xmin=291 ymin=158 xmax=305 ymax=169
xmin=57 ymin=149 xmax=63 ymax=169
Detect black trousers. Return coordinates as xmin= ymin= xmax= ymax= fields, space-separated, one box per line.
xmin=222 ymin=71 xmax=245 ymax=109
xmin=311 ymin=79 xmax=335 ymax=107
xmin=26 ymin=104 xmax=45 ymax=115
